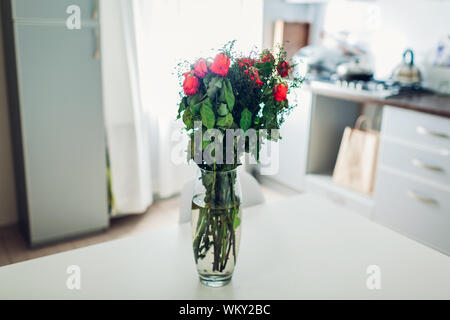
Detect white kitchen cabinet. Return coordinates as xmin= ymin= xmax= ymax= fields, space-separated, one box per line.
xmin=381 ymin=106 xmax=450 ymax=151
xmin=373 ymin=106 xmax=450 ymax=255
xmin=374 ymin=167 xmax=450 ymax=254
xmin=379 ymin=139 xmax=450 ymax=187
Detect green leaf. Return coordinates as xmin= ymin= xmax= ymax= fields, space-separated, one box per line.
xmin=233 ymin=216 xmax=241 ymax=229
xmin=214 ymin=78 xmax=223 ymax=88
xmin=255 ymin=61 xmax=274 ymax=76
xmin=217 ymin=103 xmax=229 ymax=116
xmin=217 ymin=113 xmax=233 ymax=128
xmin=202 ymin=98 xmax=212 ymax=110
xmin=200 ymin=101 xmax=215 ymax=129
xmin=262 ymin=85 xmax=272 ymax=97
xmin=240 ymin=108 xmax=252 ymax=131
xmin=182 ymin=108 xmax=194 ymax=129
xmin=203 ymin=73 xmax=214 ymax=87
xmin=232 ymin=208 xmax=241 ymax=229
xmin=177 ymin=99 xmax=186 ymax=119
xmin=223 ymin=79 xmax=235 ymax=111
xmin=187 ymin=93 xmax=203 ymax=106
xmin=191 ymin=102 xmax=202 ymax=115
xmin=207 ymin=77 xmax=222 ymax=99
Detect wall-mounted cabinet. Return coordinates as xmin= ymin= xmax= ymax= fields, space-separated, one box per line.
xmin=1 ymin=0 xmax=108 ymax=246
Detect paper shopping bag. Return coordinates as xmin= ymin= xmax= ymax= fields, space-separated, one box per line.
xmin=332 ymin=117 xmax=380 ymax=195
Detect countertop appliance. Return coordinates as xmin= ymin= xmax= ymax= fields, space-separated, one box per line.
xmin=391 ymin=49 xmax=422 ymax=85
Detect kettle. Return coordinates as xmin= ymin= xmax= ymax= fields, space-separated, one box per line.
xmin=391 ymin=49 xmax=422 ymax=85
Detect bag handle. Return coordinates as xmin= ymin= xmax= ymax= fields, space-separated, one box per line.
xmin=354 ymin=115 xmax=372 ymax=131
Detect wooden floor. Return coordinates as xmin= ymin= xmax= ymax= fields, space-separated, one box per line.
xmin=0 ymin=182 xmax=299 ymax=267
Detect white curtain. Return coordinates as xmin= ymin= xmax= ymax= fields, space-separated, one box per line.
xmin=101 ymin=0 xmax=153 ymax=215
xmin=101 ymin=0 xmax=263 ymax=215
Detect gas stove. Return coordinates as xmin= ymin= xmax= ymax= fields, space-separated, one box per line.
xmin=307 ymin=77 xmax=434 ymax=99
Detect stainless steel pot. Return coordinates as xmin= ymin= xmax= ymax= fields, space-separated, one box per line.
xmin=336 ymin=58 xmax=374 ymax=81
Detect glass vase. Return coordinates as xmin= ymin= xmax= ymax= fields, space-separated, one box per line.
xmin=191 ymin=167 xmax=242 ymax=287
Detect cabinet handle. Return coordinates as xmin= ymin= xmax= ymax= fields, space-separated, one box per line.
xmin=93 ymin=29 xmax=100 ymax=60
xmin=407 ymin=190 xmax=438 ymax=205
xmin=93 ymin=0 xmax=99 ymax=20
xmin=412 ymin=159 xmax=444 ymax=172
xmin=416 ymin=126 xmax=449 ymax=139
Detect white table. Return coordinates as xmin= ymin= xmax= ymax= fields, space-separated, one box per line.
xmin=1 ymin=193 xmax=449 ymax=300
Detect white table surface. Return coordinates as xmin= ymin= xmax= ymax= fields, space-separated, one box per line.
xmin=1 ymin=193 xmax=449 ymax=300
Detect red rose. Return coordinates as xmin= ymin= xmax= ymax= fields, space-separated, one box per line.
xmin=277 ymin=61 xmax=290 ymax=78
xmin=260 ymin=49 xmax=275 ymax=64
xmin=273 ymin=83 xmax=288 ymax=102
xmin=210 ymin=53 xmax=231 ymax=77
xmin=194 ymin=58 xmax=209 ymax=79
xmin=237 ymin=57 xmax=256 ymax=68
xmin=244 ymin=67 xmax=264 ymax=87
xmin=183 ymin=71 xmax=200 ymax=96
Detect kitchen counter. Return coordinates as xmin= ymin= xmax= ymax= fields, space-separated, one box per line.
xmin=0 ymin=193 xmax=449 ymax=299
xmin=305 ymin=81 xmax=450 ymax=118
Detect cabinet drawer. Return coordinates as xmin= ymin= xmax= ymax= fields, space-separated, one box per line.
xmin=379 ymin=140 xmax=450 ymax=187
xmin=382 ymin=106 xmax=450 ymax=151
xmin=374 ymin=168 xmax=450 ymax=254
xmin=12 ymin=0 xmax=98 ymax=22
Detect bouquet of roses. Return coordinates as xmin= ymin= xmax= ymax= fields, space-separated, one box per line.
xmin=177 ymin=41 xmax=302 ymax=167
xmin=177 ymin=41 xmax=302 ymax=284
